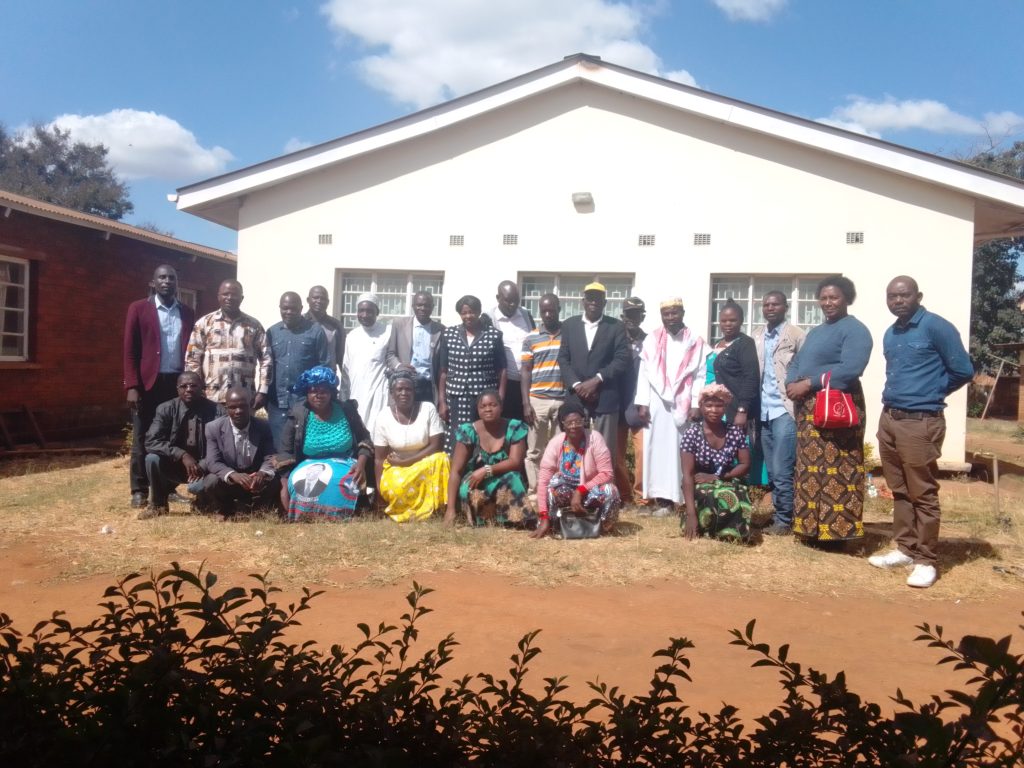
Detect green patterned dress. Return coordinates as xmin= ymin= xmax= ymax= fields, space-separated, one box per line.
xmin=456 ymin=419 xmax=530 ymax=525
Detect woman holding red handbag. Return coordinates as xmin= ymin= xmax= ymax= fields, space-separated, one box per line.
xmin=785 ymin=276 xmax=873 ymax=543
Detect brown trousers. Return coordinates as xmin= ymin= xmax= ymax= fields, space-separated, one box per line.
xmin=876 ymin=410 xmax=945 ymax=566
xmin=615 ymin=418 xmax=646 ymax=504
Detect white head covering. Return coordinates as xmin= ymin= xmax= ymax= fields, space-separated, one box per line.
xmin=356 ymin=292 xmax=379 ymax=309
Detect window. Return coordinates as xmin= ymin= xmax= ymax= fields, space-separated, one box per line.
xmin=0 ymin=255 xmax=29 ymax=361
xmin=520 ymin=273 xmax=634 ymax=319
xmin=709 ymin=275 xmax=825 ymax=343
xmin=178 ymin=288 xmax=198 ymax=310
xmin=336 ymin=271 xmax=443 ymax=329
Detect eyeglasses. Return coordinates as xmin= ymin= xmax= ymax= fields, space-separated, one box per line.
xmin=178 ymin=383 xmax=202 ymax=390
xmin=562 ymin=419 xmax=586 ymax=428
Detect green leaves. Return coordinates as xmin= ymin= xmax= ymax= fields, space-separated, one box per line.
xmin=1 ymin=568 xmax=1022 ymax=767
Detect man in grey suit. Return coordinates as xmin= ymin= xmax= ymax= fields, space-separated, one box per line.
xmin=386 ymin=291 xmax=445 ymax=403
xmin=194 ymin=388 xmax=279 ymax=518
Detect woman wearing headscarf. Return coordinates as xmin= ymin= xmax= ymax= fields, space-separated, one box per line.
xmin=341 ymin=292 xmax=391 ymax=433
xmin=680 ymin=384 xmax=753 ymax=542
xmin=276 ymin=366 xmax=373 ymax=521
xmin=373 ymin=370 xmax=449 ymax=522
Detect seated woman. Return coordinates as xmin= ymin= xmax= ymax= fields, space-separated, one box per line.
xmin=680 ymin=384 xmax=753 ymax=542
xmin=444 ymin=390 xmax=529 ymax=526
xmin=532 ymin=402 xmax=621 ymax=539
xmin=276 ymin=366 xmax=373 ymax=522
xmin=373 ymin=371 xmax=450 ymax=522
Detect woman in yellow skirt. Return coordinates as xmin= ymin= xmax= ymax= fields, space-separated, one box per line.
xmin=373 ymin=371 xmax=449 ymax=521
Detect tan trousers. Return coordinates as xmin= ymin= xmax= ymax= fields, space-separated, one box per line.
xmin=615 ymin=417 xmax=646 ymax=504
xmin=877 ymin=409 xmax=945 ymax=566
xmin=526 ymin=396 xmax=563 ymax=492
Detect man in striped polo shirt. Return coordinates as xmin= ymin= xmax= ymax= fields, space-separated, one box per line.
xmin=521 ymin=294 xmax=565 ymax=495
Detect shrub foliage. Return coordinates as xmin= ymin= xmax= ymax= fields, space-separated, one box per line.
xmin=0 ymin=564 xmax=1021 ymax=766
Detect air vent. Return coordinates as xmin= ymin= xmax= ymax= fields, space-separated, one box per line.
xmin=846 ymin=231 xmax=864 ymax=244
xmin=638 ymin=234 xmax=656 ymax=247
xmin=693 ymin=233 xmax=711 ymax=246
xmin=449 ymin=234 xmax=465 ymax=247
xmin=318 ymin=233 xmax=332 ymax=245
xmin=503 ymin=234 xmax=518 ymax=246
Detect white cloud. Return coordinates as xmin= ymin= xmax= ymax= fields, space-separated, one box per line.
xmin=50 ymin=109 xmax=233 ymax=181
xmin=320 ymin=0 xmax=697 ymax=108
xmin=817 ymin=96 xmax=1024 ymax=139
xmin=712 ymin=0 xmax=787 ymax=22
xmin=283 ymin=137 xmax=313 ymax=153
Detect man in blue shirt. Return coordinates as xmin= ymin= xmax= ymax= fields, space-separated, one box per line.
xmin=266 ymin=292 xmax=329 ymax=448
xmin=869 ymin=276 xmax=973 ymax=589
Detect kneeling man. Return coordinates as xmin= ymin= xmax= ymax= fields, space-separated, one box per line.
xmin=141 ymin=371 xmax=221 ymax=520
xmin=196 ymin=388 xmax=280 ymax=517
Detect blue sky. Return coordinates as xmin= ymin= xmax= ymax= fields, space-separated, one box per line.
xmin=2 ymin=0 xmax=1022 ymax=252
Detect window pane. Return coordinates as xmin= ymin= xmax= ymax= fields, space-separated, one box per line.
xmin=0 ymin=333 xmax=22 ymax=358
xmin=0 ymin=261 xmax=24 ymax=285
xmin=521 ymin=276 xmax=555 ymax=317
xmin=1 ymin=308 xmax=24 ymax=333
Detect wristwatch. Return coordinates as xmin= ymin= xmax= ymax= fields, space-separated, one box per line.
xmin=736 ymin=406 xmax=747 ymax=413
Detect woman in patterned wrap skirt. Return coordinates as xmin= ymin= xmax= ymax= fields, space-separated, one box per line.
xmin=785 ymin=276 xmax=873 ymax=542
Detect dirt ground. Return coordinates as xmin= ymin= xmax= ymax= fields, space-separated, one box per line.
xmin=1 ymin=531 xmax=1020 ymax=719
xmin=2 ymin=426 xmax=1023 ymax=720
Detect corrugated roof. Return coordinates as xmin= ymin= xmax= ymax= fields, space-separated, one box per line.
xmin=0 ymin=188 xmax=236 ymax=264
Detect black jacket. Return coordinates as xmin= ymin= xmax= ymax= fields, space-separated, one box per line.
xmin=712 ymin=333 xmax=760 ymax=422
xmin=557 ymin=315 xmax=630 ymax=415
xmin=144 ymin=396 xmax=222 ymax=463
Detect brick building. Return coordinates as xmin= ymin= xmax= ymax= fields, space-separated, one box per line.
xmin=0 ymin=189 xmax=236 ymax=445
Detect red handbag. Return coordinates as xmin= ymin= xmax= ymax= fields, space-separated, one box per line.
xmin=813 ymin=371 xmax=859 ymax=429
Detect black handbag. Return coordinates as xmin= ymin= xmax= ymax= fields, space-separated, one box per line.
xmin=556 ymin=508 xmax=602 ymax=539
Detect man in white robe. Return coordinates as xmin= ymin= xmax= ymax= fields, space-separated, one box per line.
xmin=634 ymin=298 xmax=709 ymax=515
xmin=341 ymin=293 xmax=392 ymax=433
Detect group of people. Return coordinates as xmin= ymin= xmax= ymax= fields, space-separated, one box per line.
xmin=124 ymin=266 xmax=973 ymax=586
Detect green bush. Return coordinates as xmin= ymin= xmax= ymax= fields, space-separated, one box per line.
xmin=1 ymin=565 xmax=1021 ymax=766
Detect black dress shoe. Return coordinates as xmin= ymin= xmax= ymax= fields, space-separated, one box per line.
xmin=131 ymin=492 xmax=147 ymax=508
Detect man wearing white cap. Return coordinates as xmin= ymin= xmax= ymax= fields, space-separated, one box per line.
xmin=341 ymin=293 xmax=392 ymax=432
xmin=634 ymin=297 xmax=709 ymax=516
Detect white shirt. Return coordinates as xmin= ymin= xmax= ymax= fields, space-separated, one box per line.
xmin=489 ymin=307 xmax=532 ymax=381
xmin=373 ymin=402 xmax=444 ymax=453
xmin=583 ymin=315 xmax=602 ymax=351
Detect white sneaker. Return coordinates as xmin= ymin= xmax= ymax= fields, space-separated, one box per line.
xmin=868 ymin=549 xmax=913 ymax=569
xmin=907 ymin=564 xmax=937 ymax=588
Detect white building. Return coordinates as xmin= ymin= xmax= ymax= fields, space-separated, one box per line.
xmin=176 ymin=54 xmax=1024 ymax=467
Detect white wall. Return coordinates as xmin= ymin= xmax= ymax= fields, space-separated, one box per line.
xmin=235 ymin=82 xmax=976 ymax=466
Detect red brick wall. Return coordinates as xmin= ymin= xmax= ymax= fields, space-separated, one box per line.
xmin=0 ymin=212 xmax=236 ymax=443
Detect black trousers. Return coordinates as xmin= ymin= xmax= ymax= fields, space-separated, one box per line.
xmin=414 ymin=377 xmax=435 ymax=405
xmin=129 ymin=373 xmax=180 ymax=494
xmin=502 ymin=381 xmax=525 ymax=420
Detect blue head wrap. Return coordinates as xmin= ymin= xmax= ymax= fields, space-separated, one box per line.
xmin=290 ymin=365 xmax=339 ymax=396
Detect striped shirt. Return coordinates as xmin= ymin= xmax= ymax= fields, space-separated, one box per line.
xmin=521 ymin=326 xmax=565 ymax=399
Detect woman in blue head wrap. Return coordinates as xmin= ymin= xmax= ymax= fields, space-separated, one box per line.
xmin=275 ymin=365 xmax=373 ymax=521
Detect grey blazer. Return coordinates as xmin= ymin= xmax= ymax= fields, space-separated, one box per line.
xmin=204 ymin=415 xmax=276 ymax=479
xmin=385 ymin=316 xmax=445 ymax=396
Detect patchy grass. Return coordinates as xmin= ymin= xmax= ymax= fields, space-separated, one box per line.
xmin=0 ymin=456 xmax=1021 ymax=601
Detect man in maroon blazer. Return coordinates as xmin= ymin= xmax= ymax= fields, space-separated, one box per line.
xmin=123 ymin=264 xmax=196 ymax=508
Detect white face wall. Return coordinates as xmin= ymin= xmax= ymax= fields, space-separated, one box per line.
xmin=236 ymin=82 xmax=976 ymax=466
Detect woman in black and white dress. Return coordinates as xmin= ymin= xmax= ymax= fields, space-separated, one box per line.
xmin=437 ymin=295 xmax=507 ymax=453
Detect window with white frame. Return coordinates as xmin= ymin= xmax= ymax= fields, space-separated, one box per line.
xmin=709 ymin=275 xmax=826 ymax=343
xmin=520 ymin=273 xmax=634 ymax=319
xmin=336 ymin=271 xmax=443 ymax=329
xmin=0 ymin=255 xmax=29 ymax=361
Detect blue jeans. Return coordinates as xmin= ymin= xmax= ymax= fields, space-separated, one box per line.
xmin=267 ymin=405 xmax=289 ymax=452
xmin=761 ymin=413 xmax=797 ymax=526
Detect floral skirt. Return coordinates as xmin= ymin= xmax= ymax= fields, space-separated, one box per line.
xmin=685 ymin=478 xmax=752 ymax=542
xmin=379 ymin=452 xmax=450 ymax=523
xmin=793 ymin=393 xmax=866 ymax=541
xmin=286 ymin=457 xmax=359 ymax=522
xmin=547 ymin=473 xmax=621 ymax=533
xmin=459 ymin=467 xmax=531 ymax=526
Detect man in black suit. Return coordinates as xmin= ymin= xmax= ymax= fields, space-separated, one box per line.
xmin=385 ymin=290 xmax=445 ymax=403
xmin=557 ymin=282 xmax=631 ymax=460
xmin=194 ymin=388 xmax=279 ymax=518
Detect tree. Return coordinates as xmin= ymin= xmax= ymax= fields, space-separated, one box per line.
xmin=0 ymin=123 xmax=132 ymax=220
xmin=965 ymin=141 xmax=1024 ymax=373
